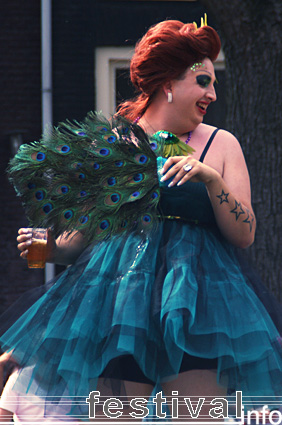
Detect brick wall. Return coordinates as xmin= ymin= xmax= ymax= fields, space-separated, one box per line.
xmin=0 ymin=0 xmax=43 ymax=314
xmin=52 ymin=0 xmax=96 ymax=123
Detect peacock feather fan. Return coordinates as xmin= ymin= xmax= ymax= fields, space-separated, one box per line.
xmin=7 ymin=113 xmax=165 ymax=243
xmin=7 ymin=112 xmax=195 ymax=244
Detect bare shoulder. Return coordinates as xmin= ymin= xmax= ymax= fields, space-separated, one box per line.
xmin=211 ymin=127 xmax=245 ymax=161
xmin=196 ymin=124 xmax=242 ymax=153
xmin=197 ymin=124 xmax=237 ymax=143
xmin=216 ymin=128 xmax=242 ymax=148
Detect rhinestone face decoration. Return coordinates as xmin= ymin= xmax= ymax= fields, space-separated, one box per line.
xmin=190 ymin=62 xmax=205 ymax=72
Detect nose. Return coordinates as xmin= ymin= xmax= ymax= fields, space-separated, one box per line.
xmin=206 ymin=84 xmax=217 ymax=102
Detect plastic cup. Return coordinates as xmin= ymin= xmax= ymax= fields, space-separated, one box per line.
xmin=27 ymin=228 xmax=48 ymax=269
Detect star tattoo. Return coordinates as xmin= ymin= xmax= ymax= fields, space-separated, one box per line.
xmin=216 ymin=189 xmax=229 ymax=204
xmin=230 ymin=200 xmax=245 ymax=221
xmin=243 ymin=209 xmax=255 ymax=232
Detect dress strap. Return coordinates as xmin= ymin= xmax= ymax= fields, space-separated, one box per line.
xmin=199 ymin=128 xmax=219 ymax=163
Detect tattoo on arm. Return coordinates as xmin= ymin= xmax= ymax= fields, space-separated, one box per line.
xmin=217 ymin=190 xmax=254 ymax=232
xmin=243 ymin=208 xmax=255 ymax=232
xmin=230 ymin=200 xmax=245 ymax=221
xmin=216 ymin=190 xmax=229 ymax=204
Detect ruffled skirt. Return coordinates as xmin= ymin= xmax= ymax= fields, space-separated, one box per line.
xmin=1 ymin=220 xmax=282 ymax=415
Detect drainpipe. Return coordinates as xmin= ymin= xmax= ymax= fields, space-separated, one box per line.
xmin=41 ymin=0 xmax=55 ymax=282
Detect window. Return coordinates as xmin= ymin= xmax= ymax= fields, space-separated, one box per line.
xmin=95 ymin=47 xmax=226 ymax=127
xmin=95 ymin=47 xmax=134 ymax=117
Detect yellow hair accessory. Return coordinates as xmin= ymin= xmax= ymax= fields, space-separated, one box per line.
xmin=193 ymin=13 xmax=208 ymax=30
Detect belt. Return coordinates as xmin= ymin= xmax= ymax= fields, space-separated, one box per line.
xmin=158 ymin=215 xmax=200 ymax=225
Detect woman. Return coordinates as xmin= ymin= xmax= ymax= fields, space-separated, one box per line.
xmin=2 ymin=18 xmax=282 ymax=421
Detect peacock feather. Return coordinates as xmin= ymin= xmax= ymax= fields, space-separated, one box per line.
xmin=7 ymin=112 xmax=194 ymax=243
xmin=150 ymin=131 xmax=195 ymax=157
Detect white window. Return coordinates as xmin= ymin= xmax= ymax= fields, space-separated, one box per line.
xmin=95 ymin=47 xmax=134 ymax=117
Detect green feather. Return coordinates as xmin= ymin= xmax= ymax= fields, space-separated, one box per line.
xmin=7 ymin=113 xmax=162 ymax=243
xmin=150 ymin=131 xmax=195 ymax=157
xmin=7 ymin=113 xmax=196 ymax=244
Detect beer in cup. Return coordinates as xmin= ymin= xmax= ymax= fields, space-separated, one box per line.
xmin=27 ymin=228 xmax=48 ymax=269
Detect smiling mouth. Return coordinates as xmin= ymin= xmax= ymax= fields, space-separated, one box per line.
xmin=196 ymin=102 xmax=208 ymax=111
xmin=196 ymin=102 xmax=208 ymax=115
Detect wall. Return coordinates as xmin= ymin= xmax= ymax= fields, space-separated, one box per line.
xmin=0 ymin=0 xmax=43 ymax=314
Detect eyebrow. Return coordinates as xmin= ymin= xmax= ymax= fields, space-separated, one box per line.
xmin=195 ymin=70 xmax=212 ymax=76
xmin=195 ymin=70 xmax=216 ymax=81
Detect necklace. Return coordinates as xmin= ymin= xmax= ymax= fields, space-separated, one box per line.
xmin=185 ymin=131 xmax=192 ymax=144
xmin=135 ymin=116 xmax=193 ymax=145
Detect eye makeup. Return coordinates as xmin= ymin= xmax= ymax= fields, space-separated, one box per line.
xmin=196 ymin=74 xmax=212 ymax=88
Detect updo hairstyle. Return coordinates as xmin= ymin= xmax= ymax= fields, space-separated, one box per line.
xmin=117 ymin=20 xmax=221 ymax=121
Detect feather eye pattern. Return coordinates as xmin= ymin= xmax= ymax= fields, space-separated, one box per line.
xmin=7 ymin=112 xmax=163 ymax=243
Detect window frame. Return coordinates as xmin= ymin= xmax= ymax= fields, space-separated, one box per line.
xmin=95 ymin=46 xmax=225 ymax=117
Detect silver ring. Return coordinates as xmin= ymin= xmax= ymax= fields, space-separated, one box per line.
xmin=183 ymin=164 xmax=193 ymax=172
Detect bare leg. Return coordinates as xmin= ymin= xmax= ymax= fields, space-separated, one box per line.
xmin=162 ymin=369 xmax=227 ymax=423
xmin=0 ymin=408 xmax=13 ymax=423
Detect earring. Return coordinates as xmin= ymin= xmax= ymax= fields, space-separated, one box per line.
xmin=167 ymin=92 xmax=173 ymax=103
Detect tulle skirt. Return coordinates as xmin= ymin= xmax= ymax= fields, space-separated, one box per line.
xmin=0 ymin=220 xmax=282 ymax=416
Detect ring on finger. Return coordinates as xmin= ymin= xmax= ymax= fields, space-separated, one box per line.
xmin=183 ymin=163 xmax=193 ymax=172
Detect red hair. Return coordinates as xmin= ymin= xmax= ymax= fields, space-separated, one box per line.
xmin=117 ymin=20 xmax=221 ymax=121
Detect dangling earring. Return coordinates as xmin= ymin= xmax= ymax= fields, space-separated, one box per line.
xmin=167 ymin=92 xmax=173 ymax=103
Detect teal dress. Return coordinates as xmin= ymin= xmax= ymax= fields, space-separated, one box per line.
xmin=1 ymin=134 xmax=282 ymax=416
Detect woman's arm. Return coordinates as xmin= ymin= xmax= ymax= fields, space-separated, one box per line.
xmin=17 ymin=229 xmax=88 ymax=266
xmin=204 ymin=169 xmax=256 ymax=249
xmin=160 ymin=131 xmax=256 ymax=248
xmin=50 ymin=231 xmax=89 ymax=265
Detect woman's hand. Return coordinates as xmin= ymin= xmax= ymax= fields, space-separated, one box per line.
xmin=160 ymin=155 xmax=220 ymax=187
xmin=17 ymin=228 xmax=57 ymax=262
xmin=18 ymin=228 xmax=89 ymax=266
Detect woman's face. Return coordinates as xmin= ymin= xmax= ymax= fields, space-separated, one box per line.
xmin=169 ymin=57 xmax=217 ymax=129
